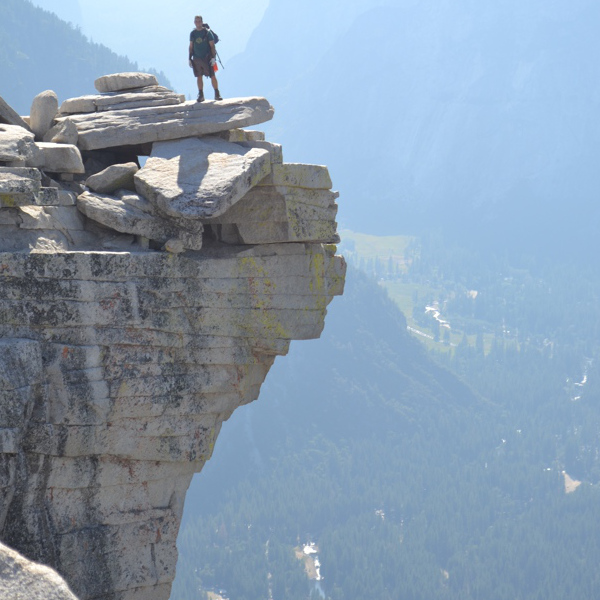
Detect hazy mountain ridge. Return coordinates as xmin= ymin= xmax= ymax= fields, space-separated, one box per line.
xmin=1 ymin=0 xmax=169 ymax=113
xmin=227 ymin=0 xmax=600 ymax=255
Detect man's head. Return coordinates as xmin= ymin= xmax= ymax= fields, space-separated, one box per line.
xmin=194 ymin=16 xmax=203 ymax=29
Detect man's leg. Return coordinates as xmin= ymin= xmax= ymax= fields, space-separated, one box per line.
xmin=196 ymin=75 xmax=205 ymax=102
xmin=210 ymin=75 xmax=223 ymax=101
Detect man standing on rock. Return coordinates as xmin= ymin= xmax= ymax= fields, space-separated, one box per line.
xmin=189 ymin=15 xmax=222 ymax=102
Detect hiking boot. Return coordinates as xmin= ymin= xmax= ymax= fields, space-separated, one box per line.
xmin=214 ymin=89 xmax=223 ymax=101
xmin=196 ymin=91 xmax=205 ymax=103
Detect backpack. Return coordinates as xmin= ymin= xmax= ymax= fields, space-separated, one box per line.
xmin=203 ymin=24 xmax=219 ymax=44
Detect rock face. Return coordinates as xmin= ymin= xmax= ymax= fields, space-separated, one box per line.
xmin=0 ymin=73 xmax=345 ymax=600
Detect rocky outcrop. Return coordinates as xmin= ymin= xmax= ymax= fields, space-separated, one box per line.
xmin=0 ymin=541 xmax=78 ymax=600
xmin=0 ymin=73 xmax=345 ymax=600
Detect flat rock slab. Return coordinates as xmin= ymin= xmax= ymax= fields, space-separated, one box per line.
xmin=77 ymin=191 xmax=204 ymax=251
xmin=60 ymin=87 xmax=184 ymax=115
xmin=28 ymin=142 xmax=85 ymax=174
xmin=236 ymin=140 xmax=283 ymax=164
xmin=134 ymin=136 xmax=271 ymax=219
xmin=59 ymin=97 xmax=275 ymax=151
xmin=0 ymin=95 xmax=30 ymax=130
xmin=95 ymin=72 xmax=158 ymax=93
xmin=258 ymin=163 xmax=332 ymax=189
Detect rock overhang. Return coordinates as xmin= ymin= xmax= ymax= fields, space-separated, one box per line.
xmin=0 ymin=72 xmax=346 ymax=600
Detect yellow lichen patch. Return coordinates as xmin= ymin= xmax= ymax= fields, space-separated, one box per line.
xmin=206 ymin=426 xmax=217 ymax=459
xmin=308 ymin=249 xmax=325 ymax=294
xmin=0 ymin=194 xmax=17 ymax=207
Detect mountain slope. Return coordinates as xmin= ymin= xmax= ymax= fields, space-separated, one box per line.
xmin=226 ymin=0 xmax=600 ymax=256
xmin=171 ymin=270 xmax=499 ymax=600
xmin=1 ymin=0 xmax=169 ymax=113
xmin=172 ymin=266 xmax=600 ymax=600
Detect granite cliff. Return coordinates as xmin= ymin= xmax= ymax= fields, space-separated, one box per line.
xmin=0 ymin=73 xmax=345 ymax=599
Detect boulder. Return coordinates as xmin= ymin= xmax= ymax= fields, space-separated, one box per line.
xmin=77 ymin=190 xmax=204 ymax=251
xmin=134 ymin=136 xmax=271 ymax=219
xmin=94 ymin=72 xmax=159 ymax=93
xmin=43 ymin=119 xmax=78 ymax=145
xmin=57 ymin=97 xmax=275 ymax=151
xmin=0 ymin=541 xmax=79 ymax=600
xmin=0 ymin=95 xmax=31 ymax=130
xmin=30 ymin=90 xmax=59 ymax=140
xmin=85 ymin=162 xmax=138 ymax=194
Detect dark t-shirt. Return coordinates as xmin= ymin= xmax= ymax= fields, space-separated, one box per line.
xmin=190 ymin=28 xmax=215 ymax=59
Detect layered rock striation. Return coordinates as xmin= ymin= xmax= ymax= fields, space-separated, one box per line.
xmin=0 ymin=73 xmax=345 ymax=599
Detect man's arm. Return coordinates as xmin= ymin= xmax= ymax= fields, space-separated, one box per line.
xmin=209 ymin=40 xmax=216 ymax=59
xmin=189 ymin=40 xmax=194 ymax=65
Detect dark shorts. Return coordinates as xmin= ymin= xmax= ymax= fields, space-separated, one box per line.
xmin=192 ymin=57 xmax=213 ymax=78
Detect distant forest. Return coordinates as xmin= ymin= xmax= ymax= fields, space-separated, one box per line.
xmin=0 ymin=0 xmax=169 ymax=114
xmin=173 ymin=239 xmax=600 ymax=600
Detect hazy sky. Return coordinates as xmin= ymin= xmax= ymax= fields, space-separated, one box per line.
xmin=30 ymin=0 xmax=269 ymax=95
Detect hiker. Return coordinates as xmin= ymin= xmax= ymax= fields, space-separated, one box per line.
xmin=189 ymin=15 xmax=222 ymax=102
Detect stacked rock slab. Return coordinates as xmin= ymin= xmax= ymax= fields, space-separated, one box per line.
xmin=0 ymin=73 xmax=345 ymax=600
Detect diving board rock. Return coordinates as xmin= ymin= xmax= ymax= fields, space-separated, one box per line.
xmin=134 ymin=136 xmax=272 ymax=219
xmin=57 ymin=97 xmax=275 ymax=151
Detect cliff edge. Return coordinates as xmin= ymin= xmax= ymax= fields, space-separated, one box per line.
xmin=0 ymin=73 xmax=345 ymax=600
